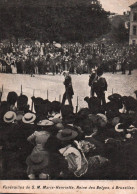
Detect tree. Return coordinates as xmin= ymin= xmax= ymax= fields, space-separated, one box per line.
xmin=112 ymin=22 xmax=129 ymax=43
xmin=0 ymin=0 xmax=111 ymax=42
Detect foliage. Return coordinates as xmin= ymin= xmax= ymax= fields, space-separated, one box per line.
xmin=111 ymin=22 xmax=129 ymax=43
xmin=0 ymin=0 xmax=111 ymax=43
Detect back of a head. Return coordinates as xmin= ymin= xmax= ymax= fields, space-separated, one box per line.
xmin=77 ymin=108 xmax=90 ymax=119
xmin=61 ymin=105 xmax=73 ymax=118
xmin=51 ymin=101 xmax=61 ymax=113
xmin=97 ymin=67 xmax=103 ymax=77
xmin=7 ymin=92 xmax=18 ymax=105
xmin=17 ymin=95 xmax=28 ymax=111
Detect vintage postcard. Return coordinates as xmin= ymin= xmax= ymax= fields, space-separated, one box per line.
xmin=0 ymin=0 xmax=137 ymax=193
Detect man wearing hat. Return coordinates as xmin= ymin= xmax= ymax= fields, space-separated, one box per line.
xmin=88 ymin=68 xmax=97 ymax=97
xmin=62 ymin=71 xmax=74 ymax=108
xmin=93 ymin=67 xmax=107 ymax=106
xmin=56 ymin=129 xmax=88 ymax=178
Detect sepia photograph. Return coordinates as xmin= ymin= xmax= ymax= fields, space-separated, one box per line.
xmin=0 ymin=0 xmax=137 ymax=188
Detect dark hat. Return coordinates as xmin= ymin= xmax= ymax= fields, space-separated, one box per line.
xmin=17 ymin=95 xmax=28 ymax=105
xmin=51 ymin=101 xmax=61 ymax=113
xmin=97 ymin=67 xmax=103 ymax=76
xmin=108 ymin=93 xmax=121 ymax=102
xmin=17 ymin=95 xmax=28 ymax=111
xmin=56 ymin=129 xmax=78 ymax=141
xmin=32 ymin=97 xmax=44 ymax=105
xmin=26 ymin=151 xmax=49 ymax=170
xmin=7 ymin=91 xmax=18 ymax=105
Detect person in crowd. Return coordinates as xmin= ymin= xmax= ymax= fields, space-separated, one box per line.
xmin=62 ymin=71 xmax=74 ymax=108
xmin=88 ymin=68 xmax=97 ymax=97
xmin=17 ymin=95 xmax=30 ymax=113
xmin=121 ymin=58 xmax=126 ymax=74
xmin=93 ymin=67 xmax=107 ymax=106
xmin=26 ymin=119 xmax=54 ymax=179
xmin=7 ymin=91 xmax=18 ymax=111
xmin=127 ymin=59 xmax=133 ymax=75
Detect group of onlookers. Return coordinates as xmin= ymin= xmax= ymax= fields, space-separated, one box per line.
xmin=0 ymin=41 xmax=136 ymax=75
xmin=0 ymin=83 xmax=137 ymax=180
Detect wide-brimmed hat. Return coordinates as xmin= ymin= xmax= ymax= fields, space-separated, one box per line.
xmin=3 ymin=111 xmax=16 ymax=123
xmin=56 ymin=129 xmax=78 ymax=141
xmin=37 ymin=119 xmax=54 ymax=126
xmin=22 ymin=113 xmax=36 ymax=124
xmin=26 ymin=151 xmax=49 ymax=170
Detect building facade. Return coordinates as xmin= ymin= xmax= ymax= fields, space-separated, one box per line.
xmin=129 ymin=2 xmax=137 ymax=45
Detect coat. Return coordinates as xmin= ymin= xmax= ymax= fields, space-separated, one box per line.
xmin=64 ymin=75 xmax=74 ymax=97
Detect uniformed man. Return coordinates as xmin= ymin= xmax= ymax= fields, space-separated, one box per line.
xmin=62 ymin=71 xmax=74 ymax=108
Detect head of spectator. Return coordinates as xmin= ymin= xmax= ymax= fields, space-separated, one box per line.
xmin=17 ymin=95 xmax=29 ymax=112
xmin=84 ymin=97 xmax=101 ymax=114
xmin=61 ymin=105 xmax=75 ymax=124
xmin=96 ymin=113 xmax=107 ymax=128
xmin=7 ymin=91 xmax=18 ymax=107
xmin=51 ymin=101 xmax=61 ymax=115
xmin=56 ymin=128 xmax=78 ymax=146
xmin=22 ymin=113 xmax=36 ymax=124
xmin=31 ymin=97 xmax=44 ymax=114
xmin=97 ymin=66 xmax=104 ymax=77
xmin=3 ymin=111 xmax=16 ymax=123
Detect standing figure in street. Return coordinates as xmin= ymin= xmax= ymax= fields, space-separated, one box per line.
xmin=93 ymin=67 xmax=107 ymax=106
xmin=62 ymin=71 xmax=74 ymax=108
xmin=121 ymin=58 xmax=126 ymax=74
xmin=88 ymin=68 xmax=97 ymax=97
xmin=127 ymin=59 xmax=133 ymax=75
xmin=112 ymin=59 xmax=117 ymax=74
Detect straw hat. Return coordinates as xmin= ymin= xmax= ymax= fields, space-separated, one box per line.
xmin=3 ymin=111 xmax=16 ymax=123
xmin=37 ymin=120 xmax=54 ymax=126
xmin=22 ymin=113 xmax=36 ymax=124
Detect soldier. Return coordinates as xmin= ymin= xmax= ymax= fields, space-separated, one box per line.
xmin=62 ymin=71 xmax=74 ymax=108
xmin=88 ymin=67 xmax=97 ymax=97
xmin=127 ymin=59 xmax=133 ymax=75
xmin=93 ymin=67 xmax=107 ymax=106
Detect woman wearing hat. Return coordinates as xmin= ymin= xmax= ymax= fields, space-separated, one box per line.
xmin=26 ymin=119 xmax=55 ymax=179
xmin=2 ymin=112 xmax=36 ymax=179
xmin=27 ymin=119 xmax=54 ymax=153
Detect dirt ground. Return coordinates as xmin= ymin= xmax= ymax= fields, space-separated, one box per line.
xmin=0 ymin=70 xmax=137 ymax=111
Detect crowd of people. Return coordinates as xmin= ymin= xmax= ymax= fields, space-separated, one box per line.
xmin=0 ymin=67 xmax=137 ymax=180
xmin=0 ymin=40 xmax=136 ymax=75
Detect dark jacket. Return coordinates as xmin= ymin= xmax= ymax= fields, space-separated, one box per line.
xmin=64 ymin=75 xmax=74 ymax=97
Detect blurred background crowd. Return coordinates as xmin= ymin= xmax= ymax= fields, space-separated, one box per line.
xmin=0 ymin=41 xmax=136 ymax=75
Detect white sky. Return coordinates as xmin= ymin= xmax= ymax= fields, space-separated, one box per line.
xmin=100 ymin=0 xmax=137 ymax=14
